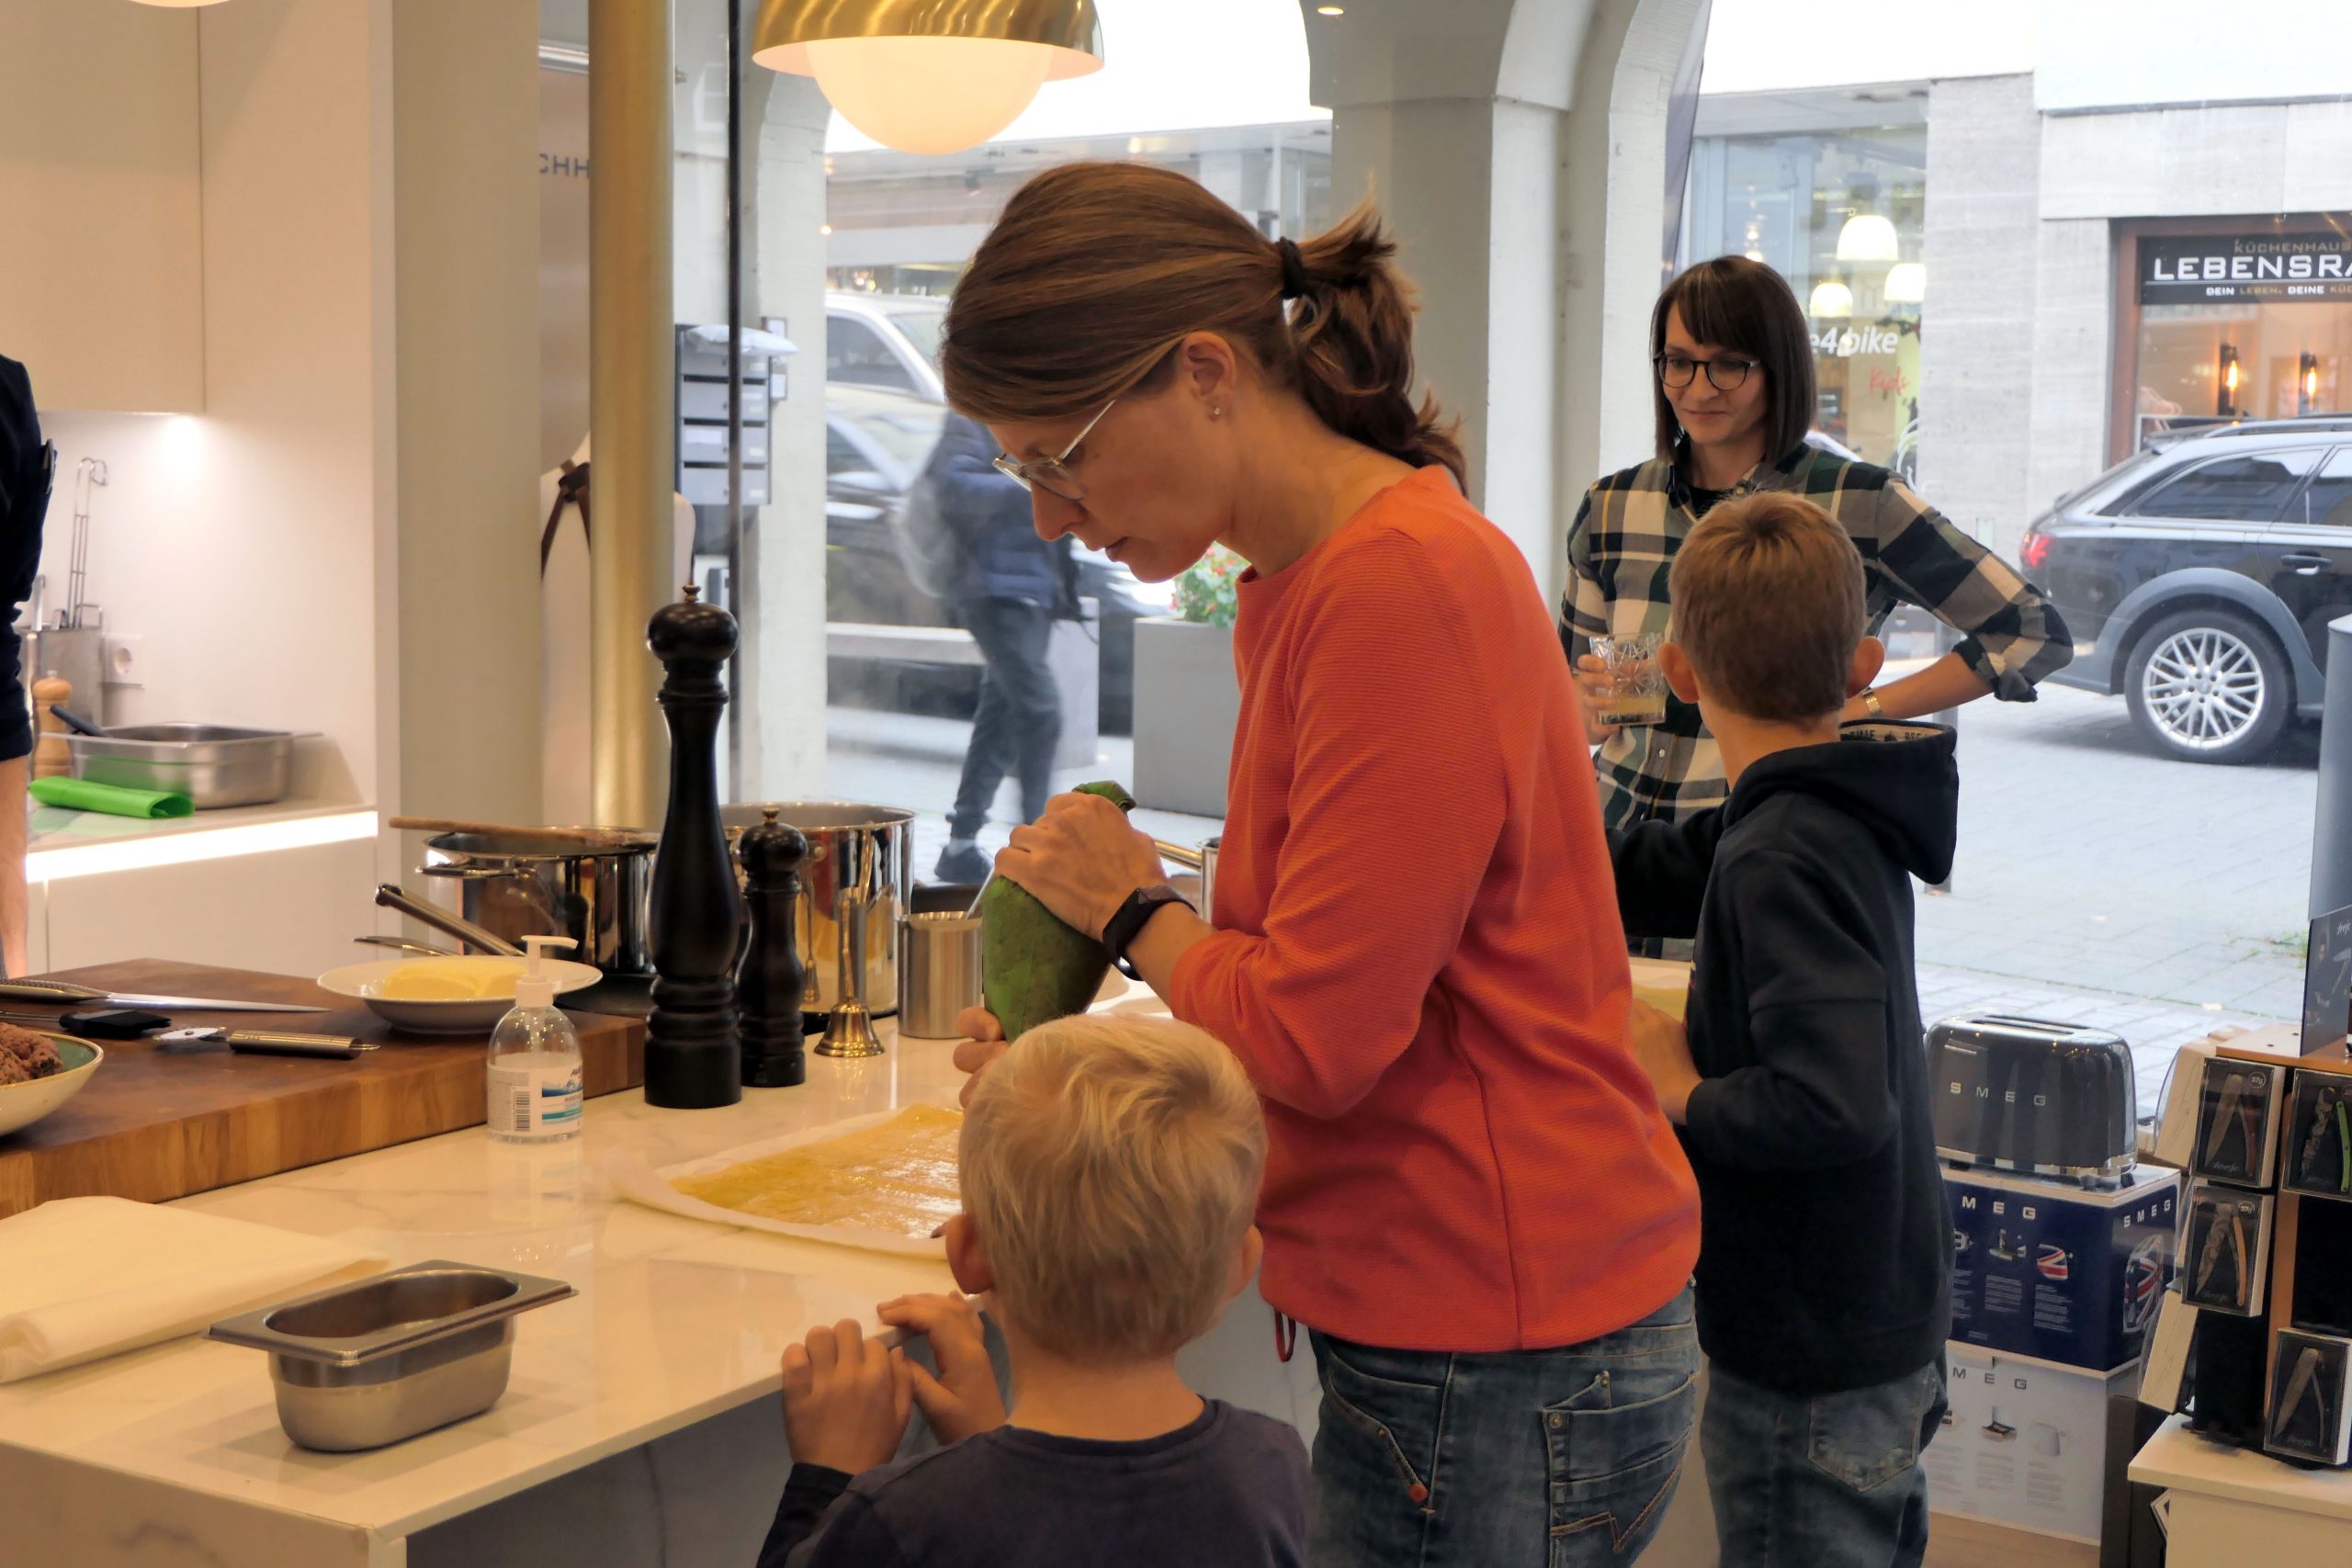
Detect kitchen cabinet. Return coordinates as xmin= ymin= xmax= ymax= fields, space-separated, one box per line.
xmin=0 ymin=2 xmax=205 ymax=413
xmin=37 ymin=835 xmax=379 ymax=980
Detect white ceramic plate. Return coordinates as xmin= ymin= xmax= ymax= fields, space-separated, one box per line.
xmin=315 ymin=957 xmax=605 ymax=1036
xmin=0 ymin=1036 xmax=103 ymax=1139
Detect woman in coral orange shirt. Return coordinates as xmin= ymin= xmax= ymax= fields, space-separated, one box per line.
xmin=944 ymin=162 xmax=1700 ymax=1568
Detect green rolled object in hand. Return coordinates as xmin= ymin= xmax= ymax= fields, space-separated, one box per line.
xmin=29 ymin=776 xmax=195 ymax=818
xmin=981 ymin=780 xmax=1137 ymax=1042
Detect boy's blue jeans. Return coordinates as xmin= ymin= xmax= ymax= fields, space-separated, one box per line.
xmin=1701 ymin=1357 xmax=1949 ymax=1568
xmin=1306 ymin=1288 xmax=1698 ymax=1566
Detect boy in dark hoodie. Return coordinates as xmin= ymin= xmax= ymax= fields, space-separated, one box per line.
xmin=1607 ymin=491 xmax=1959 ymax=1568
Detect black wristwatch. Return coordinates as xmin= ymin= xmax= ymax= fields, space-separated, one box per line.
xmin=1101 ymin=884 xmax=1195 ymax=978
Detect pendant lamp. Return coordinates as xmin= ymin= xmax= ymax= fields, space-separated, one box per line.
xmin=1808 ymin=279 xmax=1855 ymax=320
xmin=1883 ymin=262 xmax=1926 ymax=304
xmin=1835 ymin=213 xmax=1900 ymax=264
xmin=754 ymin=0 xmax=1105 ymax=156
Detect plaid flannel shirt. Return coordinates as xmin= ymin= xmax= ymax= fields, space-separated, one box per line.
xmin=1561 ymin=444 xmax=2072 ymax=829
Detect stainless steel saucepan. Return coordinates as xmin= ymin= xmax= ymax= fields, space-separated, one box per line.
xmin=393 ymin=820 xmax=656 ymax=980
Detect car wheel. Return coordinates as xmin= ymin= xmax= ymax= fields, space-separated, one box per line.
xmin=2122 ymin=607 xmax=2292 ymax=764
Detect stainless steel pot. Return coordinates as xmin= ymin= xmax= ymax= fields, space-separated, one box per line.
xmin=1155 ymin=836 xmax=1220 ymax=921
xmin=723 ymin=802 xmax=913 ymax=1016
xmin=415 ymin=827 xmax=656 ymax=979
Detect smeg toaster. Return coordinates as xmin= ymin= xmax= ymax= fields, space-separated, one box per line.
xmin=1930 ymin=1014 xmax=2136 ymax=1185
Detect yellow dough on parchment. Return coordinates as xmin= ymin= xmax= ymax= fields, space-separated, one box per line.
xmin=670 ymin=1104 xmax=963 ymax=1239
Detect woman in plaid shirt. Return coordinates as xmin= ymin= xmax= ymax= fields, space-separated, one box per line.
xmin=1562 ymin=257 xmax=2071 ymax=830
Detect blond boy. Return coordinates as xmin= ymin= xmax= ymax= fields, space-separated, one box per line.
xmin=759 ymin=1013 xmax=1308 ymax=1568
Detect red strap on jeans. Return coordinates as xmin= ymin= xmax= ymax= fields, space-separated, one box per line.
xmin=1273 ymin=1310 xmax=1297 ymax=1363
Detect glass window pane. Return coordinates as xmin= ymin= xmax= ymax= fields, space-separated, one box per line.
xmin=884 ymin=307 xmax=944 ymax=371
xmin=824 ymin=423 xmax=865 ymax=477
xmin=2305 ymin=447 xmax=2352 ymax=528
xmin=2128 ymin=452 xmax=2316 ymax=521
xmin=827 ymin=313 xmax=918 ymax=393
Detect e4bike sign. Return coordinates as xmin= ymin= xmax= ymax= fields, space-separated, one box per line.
xmin=2141 ymin=232 xmax=2352 ymax=304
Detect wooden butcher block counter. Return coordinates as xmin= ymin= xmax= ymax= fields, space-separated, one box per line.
xmin=0 ymin=961 xmax=645 ymax=1217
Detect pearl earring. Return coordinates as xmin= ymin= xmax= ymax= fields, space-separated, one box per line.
xmin=1210 ymin=406 xmax=1224 ymax=420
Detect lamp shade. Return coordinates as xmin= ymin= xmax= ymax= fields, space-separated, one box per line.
xmin=1836 ymin=213 xmax=1901 ymax=264
xmin=1808 ymin=279 xmax=1855 ymax=320
xmin=754 ymin=0 xmax=1104 ymax=156
xmin=1883 ymin=261 xmax=1926 ymax=304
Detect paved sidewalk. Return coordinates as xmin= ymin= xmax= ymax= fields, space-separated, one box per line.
xmin=1917 ymin=682 xmax=2318 ymax=1022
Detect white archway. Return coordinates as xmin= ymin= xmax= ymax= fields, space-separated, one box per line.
xmin=1298 ymin=0 xmax=1709 ymax=601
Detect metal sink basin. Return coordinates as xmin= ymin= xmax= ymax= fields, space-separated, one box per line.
xmin=208 ymin=1262 xmax=574 ymax=1451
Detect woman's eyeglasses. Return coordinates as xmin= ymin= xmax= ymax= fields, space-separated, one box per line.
xmin=1655 ymin=353 xmax=1759 ymax=391
xmin=992 ymin=398 xmax=1119 ymax=502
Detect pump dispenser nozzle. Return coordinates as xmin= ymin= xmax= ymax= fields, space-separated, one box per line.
xmin=514 ymin=935 xmax=578 ymax=1010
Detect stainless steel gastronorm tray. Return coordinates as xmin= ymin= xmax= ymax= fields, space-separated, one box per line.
xmin=69 ymin=724 xmax=295 ymax=808
xmin=207 ymin=1261 xmax=575 ymax=1450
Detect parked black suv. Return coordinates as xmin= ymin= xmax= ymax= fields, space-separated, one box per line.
xmin=2028 ymin=418 xmax=2352 ymax=763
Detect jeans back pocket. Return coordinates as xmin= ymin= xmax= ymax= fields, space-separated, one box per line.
xmin=1805 ymin=1362 xmax=1944 ymax=1494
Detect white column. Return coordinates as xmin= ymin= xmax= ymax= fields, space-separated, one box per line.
xmin=1304 ymin=0 xmax=1704 ymax=602
xmin=588 ymin=0 xmax=677 ymax=829
xmin=741 ymin=73 xmax=834 ymax=800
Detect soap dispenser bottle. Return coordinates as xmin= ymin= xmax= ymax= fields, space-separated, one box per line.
xmin=487 ymin=936 xmax=584 ymax=1144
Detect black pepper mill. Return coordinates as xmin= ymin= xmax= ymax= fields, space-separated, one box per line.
xmin=644 ymin=583 xmax=742 ymax=1109
xmin=737 ymin=807 xmax=809 ymax=1089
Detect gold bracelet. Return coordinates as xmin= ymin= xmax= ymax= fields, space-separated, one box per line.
xmin=1860 ymin=688 xmax=1884 ymax=719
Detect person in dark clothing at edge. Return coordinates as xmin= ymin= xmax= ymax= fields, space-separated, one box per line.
xmin=1609 ymin=491 xmax=1958 ymax=1568
xmin=930 ymin=409 xmax=1079 ymax=886
xmin=0 ymin=356 xmax=52 ymax=977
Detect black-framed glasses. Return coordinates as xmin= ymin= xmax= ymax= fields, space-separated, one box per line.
xmin=1655 ymin=353 xmax=1759 ymax=391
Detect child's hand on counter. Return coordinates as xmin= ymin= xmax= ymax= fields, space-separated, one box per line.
xmin=779 ymin=1319 xmax=913 ymax=1475
xmin=878 ymin=1292 xmax=1008 ymax=1445
xmin=1625 ymin=997 xmax=1702 ymax=1125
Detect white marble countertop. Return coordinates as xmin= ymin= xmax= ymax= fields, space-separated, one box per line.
xmin=0 ymin=1020 xmax=982 ymax=1543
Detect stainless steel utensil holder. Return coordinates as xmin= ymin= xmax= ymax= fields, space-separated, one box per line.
xmin=899 ymin=910 xmax=983 ymax=1040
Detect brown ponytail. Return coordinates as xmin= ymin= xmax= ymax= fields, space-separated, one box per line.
xmin=942 ymin=162 xmax=1464 ymax=489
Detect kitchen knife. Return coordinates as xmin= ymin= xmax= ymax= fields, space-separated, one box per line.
xmin=0 ymin=978 xmax=324 ymax=1013
xmin=154 ymin=1028 xmax=378 ymax=1059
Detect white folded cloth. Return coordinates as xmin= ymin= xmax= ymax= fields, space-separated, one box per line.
xmin=0 ymin=1196 xmax=387 ymax=1382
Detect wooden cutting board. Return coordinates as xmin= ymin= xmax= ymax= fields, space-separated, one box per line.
xmin=0 ymin=961 xmax=646 ymax=1218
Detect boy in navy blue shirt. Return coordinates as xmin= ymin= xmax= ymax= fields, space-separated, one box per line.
xmin=1609 ymin=492 xmax=1958 ymax=1568
xmin=759 ymin=1013 xmax=1308 ymax=1568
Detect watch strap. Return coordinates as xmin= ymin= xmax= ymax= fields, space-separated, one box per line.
xmin=1101 ymin=885 xmax=1193 ymax=977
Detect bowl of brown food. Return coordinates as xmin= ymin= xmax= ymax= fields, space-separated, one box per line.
xmin=0 ymin=1022 xmax=101 ymax=1139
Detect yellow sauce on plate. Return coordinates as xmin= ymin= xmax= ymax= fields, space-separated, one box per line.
xmin=671 ymin=1104 xmax=963 ymax=1238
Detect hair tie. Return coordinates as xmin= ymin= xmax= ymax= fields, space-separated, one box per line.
xmin=1274 ymin=237 xmax=1309 ymax=300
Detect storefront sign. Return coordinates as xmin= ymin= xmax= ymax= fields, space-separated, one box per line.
xmin=2140 ymin=232 xmax=2352 ymax=304
xmin=1810 ymin=323 xmax=1902 ymax=358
